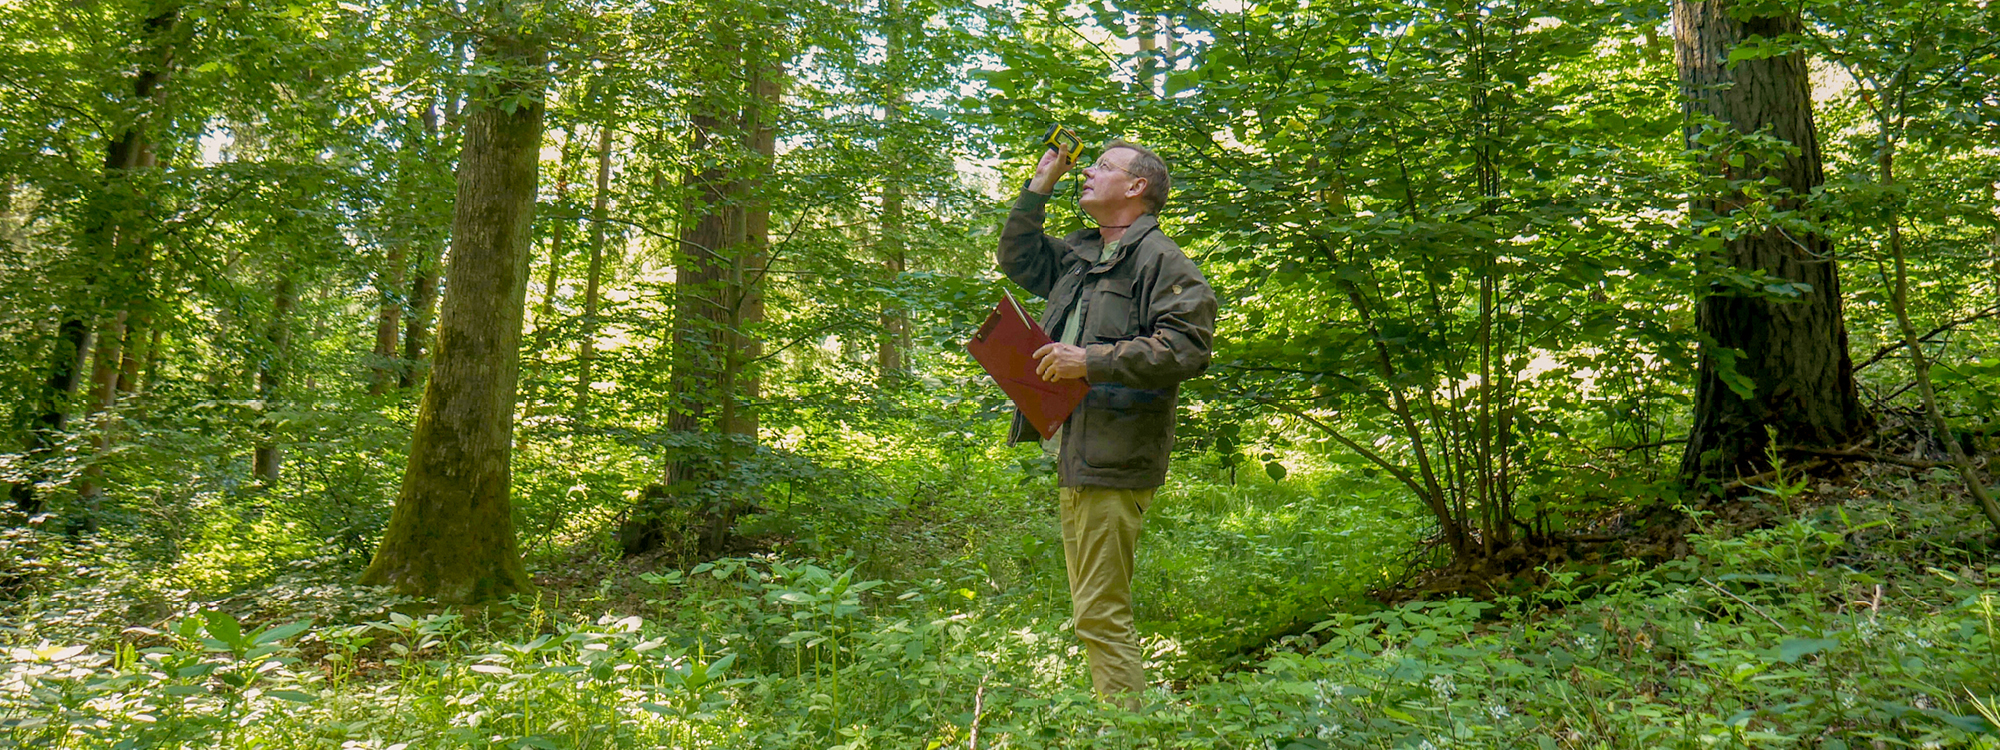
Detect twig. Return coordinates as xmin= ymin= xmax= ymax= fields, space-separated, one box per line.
xmin=1700 ymin=577 xmax=1792 ymax=634
xmin=1612 ymin=437 xmax=1687 ymax=453
xmin=968 ymin=680 xmax=986 ymax=750
xmin=1787 ymin=447 xmax=1939 ymax=470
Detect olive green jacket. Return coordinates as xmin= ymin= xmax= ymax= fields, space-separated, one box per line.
xmin=997 ymin=189 xmax=1218 ymax=488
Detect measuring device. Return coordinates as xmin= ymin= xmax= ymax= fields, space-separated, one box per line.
xmin=1042 ymin=123 xmax=1084 ymax=164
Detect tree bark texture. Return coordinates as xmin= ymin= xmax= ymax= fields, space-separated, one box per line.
xmin=399 ymin=101 xmax=451 ymax=391
xmin=1673 ymin=0 xmax=1869 ymax=483
xmin=359 ymin=28 xmax=544 ymax=603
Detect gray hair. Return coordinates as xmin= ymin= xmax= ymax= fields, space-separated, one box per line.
xmin=1105 ymin=139 xmax=1171 ymax=214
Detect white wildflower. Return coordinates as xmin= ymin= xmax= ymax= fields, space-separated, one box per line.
xmin=1487 ymin=704 xmax=1511 ymax=720
xmin=1428 ymin=674 xmax=1456 ymax=699
xmin=1316 ymin=723 xmax=1341 ymax=740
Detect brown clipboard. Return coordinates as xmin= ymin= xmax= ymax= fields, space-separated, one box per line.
xmin=966 ymin=290 xmax=1089 ymax=440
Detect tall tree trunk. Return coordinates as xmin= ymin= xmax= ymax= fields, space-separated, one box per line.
xmin=117 ymin=311 xmax=150 ymax=396
xmin=733 ymin=47 xmax=779 ymax=441
xmin=400 ymin=100 xmax=450 ymax=390
xmin=139 ymin=327 xmax=163 ymax=395
xmin=623 ymin=21 xmax=762 ymax=558
xmin=12 ymin=6 xmax=178 ymax=519
xmin=876 ymin=0 xmax=908 ymax=379
xmin=531 ymin=127 xmax=577 ymax=351
xmin=253 ymin=274 xmax=295 ymax=485
xmin=359 ymin=22 xmax=544 ymax=603
xmin=1673 ymin=0 xmax=1869 ymax=483
xmin=400 ymin=254 xmax=439 ymax=389
xmin=573 ymin=123 xmax=615 ymax=420
xmin=369 ymin=240 xmax=407 ymax=395
xmin=1136 ymin=15 xmax=1159 ymax=96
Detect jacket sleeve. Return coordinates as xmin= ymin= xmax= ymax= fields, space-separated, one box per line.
xmin=997 ymin=189 xmax=1069 ymax=299
xmin=1085 ymin=250 xmax=1217 ymax=389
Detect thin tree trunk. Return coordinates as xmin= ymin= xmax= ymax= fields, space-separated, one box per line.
xmin=574 ymin=123 xmax=614 ymax=420
xmin=254 ymin=275 xmax=295 ymax=485
xmin=1673 ymin=0 xmax=1869 ymax=483
xmin=369 ymin=240 xmax=407 ymax=395
xmin=139 ymin=327 xmax=163 ymax=394
xmin=531 ymin=127 xmax=577 ymax=351
xmin=876 ymin=0 xmax=908 ymax=379
xmin=1137 ymin=16 xmax=1159 ymax=96
xmin=400 ymin=255 xmax=439 ymax=389
xmin=117 ymin=311 xmax=149 ymax=395
xmin=74 ymin=311 xmax=126 ymax=525
xmin=400 ymin=99 xmax=449 ymax=390
xmin=1872 ymin=110 xmax=2000 ymax=532
xmin=359 ymin=20 xmax=544 ymax=603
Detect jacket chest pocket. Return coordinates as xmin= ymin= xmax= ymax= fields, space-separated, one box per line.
xmin=1086 ymin=277 xmax=1138 ymax=341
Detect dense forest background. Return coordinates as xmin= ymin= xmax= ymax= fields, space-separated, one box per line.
xmin=2 ymin=0 xmax=1998 ymax=746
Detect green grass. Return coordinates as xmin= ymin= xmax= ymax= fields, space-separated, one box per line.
xmin=4 ymin=444 xmax=1999 ymax=748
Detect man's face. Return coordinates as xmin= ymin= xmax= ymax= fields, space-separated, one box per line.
xmin=1079 ymin=147 xmax=1144 ymax=214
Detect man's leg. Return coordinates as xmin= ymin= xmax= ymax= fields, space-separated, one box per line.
xmin=1059 ymin=485 xmax=1155 ymax=704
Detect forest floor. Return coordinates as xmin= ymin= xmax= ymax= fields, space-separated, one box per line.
xmin=3 ymin=449 xmax=1999 ymax=748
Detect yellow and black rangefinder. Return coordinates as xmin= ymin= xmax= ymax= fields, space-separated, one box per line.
xmin=1042 ymin=123 xmax=1084 ymax=164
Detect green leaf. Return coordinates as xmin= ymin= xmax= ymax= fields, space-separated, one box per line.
xmin=253 ymin=620 xmax=313 ymax=647
xmin=1264 ymin=460 xmax=1288 ymax=481
xmin=204 ymin=611 xmax=243 ymax=646
xmin=1775 ymin=637 xmax=1838 ymax=663
xmin=266 ymin=690 xmax=316 ymax=703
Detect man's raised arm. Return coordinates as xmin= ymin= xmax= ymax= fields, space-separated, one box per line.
xmin=997 ymin=148 xmax=1075 ymax=299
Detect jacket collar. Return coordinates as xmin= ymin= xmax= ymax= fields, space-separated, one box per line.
xmin=1086 ymin=214 xmax=1158 ymax=271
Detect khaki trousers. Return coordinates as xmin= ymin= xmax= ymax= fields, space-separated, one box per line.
xmin=1059 ymin=485 xmax=1153 ymax=703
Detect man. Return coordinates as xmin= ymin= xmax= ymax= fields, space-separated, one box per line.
xmin=997 ymin=139 xmax=1217 ymax=704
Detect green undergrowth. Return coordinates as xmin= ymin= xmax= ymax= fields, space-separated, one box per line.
xmin=4 ymin=461 xmax=1999 ymax=748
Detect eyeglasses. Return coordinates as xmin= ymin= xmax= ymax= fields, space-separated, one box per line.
xmin=1088 ymin=157 xmax=1142 ymax=178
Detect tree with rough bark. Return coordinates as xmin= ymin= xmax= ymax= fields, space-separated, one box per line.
xmin=359 ymin=8 xmax=545 ymax=603
xmin=1673 ymin=0 xmax=1871 ymax=484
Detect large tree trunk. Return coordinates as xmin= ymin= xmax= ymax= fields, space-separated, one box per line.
xmin=573 ymin=123 xmax=615 ymax=420
xmin=733 ymin=50 xmax=779 ymax=440
xmin=1674 ymin=0 xmax=1869 ymax=483
xmin=623 ymin=20 xmax=778 ymax=558
xmin=359 ymin=24 xmax=544 ymax=603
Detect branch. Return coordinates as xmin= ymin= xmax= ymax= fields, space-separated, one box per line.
xmin=1855 ymin=304 xmax=2000 ymax=373
xmin=1610 ymin=437 xmax=1687 ymax=453
xmin=1787 ymin=447 xmax=1939 ymax=470
xmin=1254 ymin=397 xmax=1431 ymax=503
xmin=1700 ymin=577 xmax=1792 ymax=634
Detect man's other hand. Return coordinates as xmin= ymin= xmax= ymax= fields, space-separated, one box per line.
xmin=1032 ymin=343 xmax=1087 ymax=381
xmin=1027 ymin=147 xmax=1074 ymax=195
